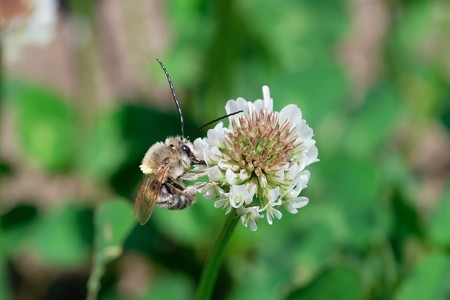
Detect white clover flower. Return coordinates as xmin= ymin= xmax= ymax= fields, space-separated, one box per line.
xmin=237 ymin=206 xmax=263 ymax=231
xmin=1 ymin=0 xmax=58 ymax=62
xmin=194 ymin=86 xmax=319 ymax=231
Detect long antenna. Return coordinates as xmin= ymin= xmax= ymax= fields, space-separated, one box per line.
xmin=187 ymin=110 xmax=242 ymax=139
xmin=156 ymin=59 xmax=185 ymax=137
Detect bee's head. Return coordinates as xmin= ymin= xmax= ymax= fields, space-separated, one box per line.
xmin=165 ymin=136 xmax=204 ymax=166
xmin=165 ymin=136 xmax=193 ymax=156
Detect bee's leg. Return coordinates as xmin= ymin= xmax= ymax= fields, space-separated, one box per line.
xmin=195 ymin=182 xmax=208 ymax=189
xmin=190 ymin=158 xmax=206 ymax=166
xmin=166 ymin=178 xmax=185 ymax=190
xmin=180 ymin=172 xmax=207 ymax=181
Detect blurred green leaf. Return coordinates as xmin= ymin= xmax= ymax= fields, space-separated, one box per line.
xmin=229 ymin=242 xmax=302 ymax=300
xmin=0 ymin=258 xmax=11 ymax=300
xmin=78 ymin=107 xmax=129 ymax=180
xmin=164 ymin=0 xmax=209 ymax=87
xmin=166 ymin=0 xmax=211 ymax=78
xmin=390 ymin=189 xmax=424 ymax=260
xmin=427 ymin=186 xmax=450 ymax=247
xmin=25 ymin=204 xmax=90 ymax=267
xmin=0 ymin=159 xmax=12 ymax=178
xmin=228 ymin=269 xmax=278 ymax=300
xmin=290 ymin=205 xmax=349 ymax=278
xmin=153 ymin=195 xmax=222 ymax=247
xmin=87 ymin=198 xmax=134 ymax=300
xmin=0 ymin=226 xmax=12 ymax=300
xmin=239 ymin=0 xmax=348 ymax=68
xmin=286 ymin=265 xmax=364 ymax=300
xmin=229 ymin=204 xmax=351 ymax=300
xmin=316 ymin=154 xmax=390 ymax=248
xmin=270 ymin=61 xmax=349 ymax=128
xmin=387 ymin=1 xmax=447 ymax=123
xmin=395 ymin=1 xmax=436 ymax=59
xmin=341 ymin=82 xmax=403 ymax=158
xmin=442 ymin=97 xmax=450 ymax=131
xmin=95 ymin=198 xmax=134 ymax=251
xmin=12 ymin=82 xmax=75 ymax=171
xmin=96 ymin=290 xmax=122 ymax=300
xmin=2 ymin=205 xmax=38 ymax=256
xmin=140 ymin=273 xmax=193 ymax=300
xmin=380 ymin=153 xmax=417 ymax=192
xmin=361 ymin=244 xmax=398 ymax=300
xmin=397 ymin=252 xmax=450 ymax=300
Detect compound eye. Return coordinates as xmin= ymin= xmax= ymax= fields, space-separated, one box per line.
xmin=182 ymin=145 xmax=192 ymax=155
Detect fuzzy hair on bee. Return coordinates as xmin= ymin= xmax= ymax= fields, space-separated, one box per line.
xmin=134 ymin=59 xmax=241 ymax=225
xmin=134 ymin=135 xmax=206 ymax=225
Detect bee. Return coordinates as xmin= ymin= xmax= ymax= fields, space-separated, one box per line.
xmin=134 ymin=59 xmax=241 ymax=225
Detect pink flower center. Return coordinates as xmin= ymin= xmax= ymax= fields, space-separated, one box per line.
xmin=224 ymin=109 xmax=299 ymax=185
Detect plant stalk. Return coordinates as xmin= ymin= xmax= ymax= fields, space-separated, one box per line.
xmin=195 ymin=210 xmax=239 ymax=300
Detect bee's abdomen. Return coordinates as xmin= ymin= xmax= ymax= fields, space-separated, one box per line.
xmin=157 ymin=184 xmax=196 ymax=210
xmin=169 ymin=193 xmax=195 ymax=209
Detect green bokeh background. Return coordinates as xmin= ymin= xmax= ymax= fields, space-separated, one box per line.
xmin=1 ymin=0 xmax=450 ymax=299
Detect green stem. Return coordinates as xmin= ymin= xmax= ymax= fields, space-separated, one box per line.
xmin=195 ymin=210 xmax=239 ymax=300
xmin=86 ymin=251 xmax=105 ymax=300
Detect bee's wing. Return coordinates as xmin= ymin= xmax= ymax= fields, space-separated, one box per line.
xmin=134 ymin=166 xmax=170 ymax=225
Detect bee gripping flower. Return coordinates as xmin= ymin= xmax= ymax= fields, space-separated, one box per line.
xmin=194 ymin=86 xmax=318 ymax=231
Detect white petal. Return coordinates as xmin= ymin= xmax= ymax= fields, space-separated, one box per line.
xmin=198 ymin=183 xmax=220 ymax=199
xmin=214 ymin=198 xmax=227 ymax=208
xmin=262 ymin=85 xmax=274 ymax=112
xmin=225 ymin=100 xmax=239 ymax=116
xmin=285 ymin=176 xmax=307 ymax=198
xmin=286 ymin=163 xmax=300 ymax=181
xmin=273 ymin=168 xmax=285 ymax=183
xmin=272 ymin=208 xmax=283 ymax=220
xmin=206 ymin=123 xmax=227 ymax=147
xmin=225 ymin=97 xmax=250 ymax=119
xmin=294 ymin=196 xmax=309 ymax=209
xmin=297 ymin=119 xmax=314 ymax=140
xmin=295 ymin=170 xmax=310 ymax=189
xmin=214 ymin=198 xmax=232 ymax=214
xmin=218 ymin=159 xmax=236 ymax=170
xmin=208 ymin=166 xmax=224 ymax=181
xmin=230 ymin=184 xmax=252 ymax=208
xmin=239 ymin=169 xmax=251 ymax=181
xmin=193 ymin=138 xmax=208 ymax=160
xmin=248 ymin=219 xmax=258 ymax=231
xmin=266 ymin=210 xmax=273 ymax=224
xmin=251 ymin=100 xmax=264 ymax=114
xmin=239 ymin=206 xmax=262 ymax=231
xmin=284 ymin=197 xmax=309 ymax=214
xmin=303 ymin=144 xmax=319 ymax=166
xmin=279 ymin=104 xmax=302 ymax=130
xmin=203 ymin=146 xmax=223 ymax=166
xmin=263 ymin=204 xmax=283 ymax=225
xmin=247 ymin=181 xmax=258 ymax=198
xmin=209 ymin=146 xmax=223 ymax=162
xmin=225 ymin=169 xmax=239 ymax=185
xmin=267 ymin=186 xmax=280 ymax=203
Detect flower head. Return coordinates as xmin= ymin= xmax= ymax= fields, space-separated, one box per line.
xmin=194 ymin=86 xmax=318 ymax=231
xmin=1 ymin=0 xmax=58 ymax=62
